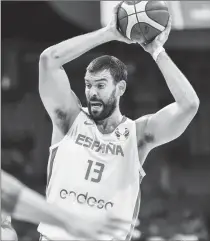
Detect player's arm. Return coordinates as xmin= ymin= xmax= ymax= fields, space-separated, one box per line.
xmin=1 ymin=171 xmax=70 ymax=230
xmin=39 ymin=4 xmax=132 ymax=144
xmin=1 ymin=171 xmax=131 ymax=240
xmin=136 ymin=17 xmax=199 ymax=150
xmin=1 ymin=171 xmax=78 ymax=236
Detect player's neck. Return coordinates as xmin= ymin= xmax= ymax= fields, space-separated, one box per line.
xmin=95 ymin=107 xmax=123 ymax=134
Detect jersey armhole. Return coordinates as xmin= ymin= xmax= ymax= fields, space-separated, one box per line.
xmin=134 ymin=121 xmax=146 ymax=178
xmin=49 ymin=109 xmax=83 ymax=151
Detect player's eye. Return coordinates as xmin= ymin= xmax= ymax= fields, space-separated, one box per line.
xmin=98 ymin=84 xmax=105 ymax=89
xmin=85 ymin=84 xmax=91 ymax=89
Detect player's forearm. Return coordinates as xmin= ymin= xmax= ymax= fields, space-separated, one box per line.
xmin=2 ymin=172 xmax=70 ymax=232
xmin=12 ymin=187 xmax=67 ymax=229
xmin=1 ymin=172 xmax=23 ymax=215
xmin=40 ymin=27 xmax=114 ymax=68
xmin=156 ymin=51 xmax=200 ymax=109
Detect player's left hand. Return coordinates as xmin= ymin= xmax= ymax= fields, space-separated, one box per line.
xmin=139 ymin=16 xmax=172 ymax=55
xmin=106 ymin=3 xmax=135 ymax=45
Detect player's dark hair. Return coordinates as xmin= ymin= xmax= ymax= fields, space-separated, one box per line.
xmin=86 ymin=55 xmax=128 ymax=84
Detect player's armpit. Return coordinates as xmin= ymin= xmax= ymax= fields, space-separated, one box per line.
xmin=39 ymin=57 xmax=81 ymax=135
xmin=144 ymin=102 xmax=198 ymax=148
xmin=135 ymin=114 xmax=154 ymax=149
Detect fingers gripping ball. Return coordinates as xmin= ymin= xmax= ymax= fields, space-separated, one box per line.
xmin=117 ymin=1 xmax=170 ymax=44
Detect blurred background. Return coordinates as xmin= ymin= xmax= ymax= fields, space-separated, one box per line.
xmin=1 ymin=1 xmax=210 ymax=240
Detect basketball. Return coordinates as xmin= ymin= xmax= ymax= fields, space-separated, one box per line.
xmin=117 ymin=1 xmax=170 ymax=44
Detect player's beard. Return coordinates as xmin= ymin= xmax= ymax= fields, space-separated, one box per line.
xmin=87 ymin=89 xmax=117 ymax=121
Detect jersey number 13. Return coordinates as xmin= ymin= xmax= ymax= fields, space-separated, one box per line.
xmin=85 ymin=160 xmax=105 ymax=183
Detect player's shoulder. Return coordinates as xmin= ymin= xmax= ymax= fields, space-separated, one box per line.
xmin=74 ymin=107 xmax=93 ymax=124
xmin=135 ymin=115 xmax=150 ymax=137
xmin=135 ymin=114 xmax=153 ymax=126
xmin=81 ymin=107 xmax=89 ymax=114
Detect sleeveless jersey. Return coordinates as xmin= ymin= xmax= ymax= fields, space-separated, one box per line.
xmin=38 ymin=110 xmax=146 ymax=240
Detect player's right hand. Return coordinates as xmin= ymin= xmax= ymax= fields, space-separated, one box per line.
xmin=106 ymin=3 xmax=134 ymax=45
xmin=139 ymin=16 xmax=172 ymax=55
xmin=62 ymin=214 xmax=136 ymax=240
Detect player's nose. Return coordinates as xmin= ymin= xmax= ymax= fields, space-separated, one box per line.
xmin=89 ymin=86 xmax=98 ymax=97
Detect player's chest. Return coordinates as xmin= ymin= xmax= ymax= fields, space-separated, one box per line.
xmin=61 ymin=124 xmax=130 ymax=159
xmin=52 ymin=135 xmax=128 ymax=183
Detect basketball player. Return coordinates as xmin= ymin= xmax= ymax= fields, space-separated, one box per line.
xmin=1 ymin=170 xmax=129 ymax=240
xmin=37 ymin=4 xmax=199 ymax=241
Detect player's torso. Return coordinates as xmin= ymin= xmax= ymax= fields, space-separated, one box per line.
xmin=38 ymin=111 xmax=145 ymax=240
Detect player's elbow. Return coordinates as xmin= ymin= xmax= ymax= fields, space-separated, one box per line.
xmin=192 ymin=97 xmax=200 ymax=110
xmin=188 ymin=97 xmax=200 ymax=115
xmin=181 ymin=96 xmax=200 ymax=116
xmin=40 ymin=47 xmax=51 ymax=60
xmin=39 ymin=48 xmax=56 ymax=69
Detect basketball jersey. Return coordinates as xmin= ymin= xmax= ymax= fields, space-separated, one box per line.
xmin=38 ymin=110 xmax=146 ymax=240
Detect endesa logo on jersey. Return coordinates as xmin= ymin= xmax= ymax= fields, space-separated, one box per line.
xmin=60 ymin=189 xmax=114 ymax=210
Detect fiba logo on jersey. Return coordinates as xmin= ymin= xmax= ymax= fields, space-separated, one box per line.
xmin=115 ymin=127 xmax=130 ymax=141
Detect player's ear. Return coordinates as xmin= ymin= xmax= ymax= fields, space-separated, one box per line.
xmin=117 ymin=80 xmax=126 ymax=96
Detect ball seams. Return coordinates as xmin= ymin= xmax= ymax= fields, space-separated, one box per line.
xmin=139 ymin=22 xmax=162 ymax=43
xmin=133 ymin=2 xmax=146 ymax=42
xmin=118 ymin=9 xmax=169 ymax=23
xmin=118 ymin=1 xmax=169 ymax=43
xmin=145 ymin=1 xmax=168 ymax=12
xmin=145 ymin=10 xmax=169 ymax=28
